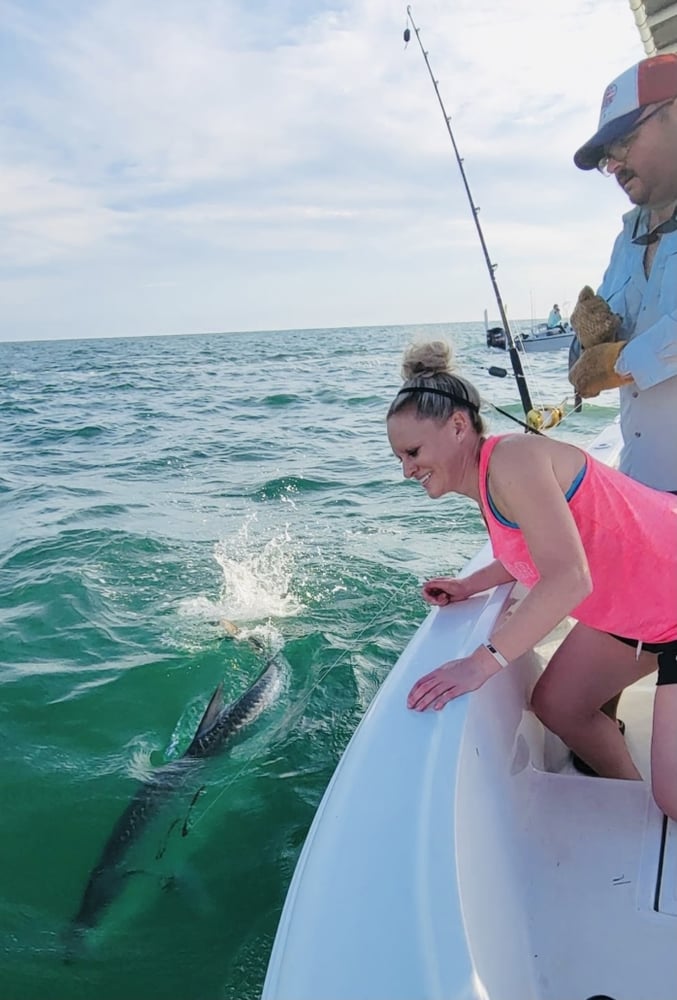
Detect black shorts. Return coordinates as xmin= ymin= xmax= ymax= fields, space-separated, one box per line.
xmin=611 ymin=634 xmax=676 ymax=655
xmin=610 ymin=634 xmax=677 ymax=685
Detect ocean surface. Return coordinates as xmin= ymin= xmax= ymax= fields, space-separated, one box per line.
xmin=0 ymin=322 xmax=619 ymax=1000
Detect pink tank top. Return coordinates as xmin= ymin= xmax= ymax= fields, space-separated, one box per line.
xmin=478 ymin=435 xmax=677 ymax=643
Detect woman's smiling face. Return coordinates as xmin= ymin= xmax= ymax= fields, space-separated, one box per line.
xmin=387 ymin=409 xmax=460 ymax=499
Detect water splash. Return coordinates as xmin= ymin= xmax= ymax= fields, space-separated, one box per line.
xmin=179 ymin=519 xmax=303 ymax=625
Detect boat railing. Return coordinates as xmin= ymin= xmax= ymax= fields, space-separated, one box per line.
xmin=262 ymin=541 xmax=522 ymax=1000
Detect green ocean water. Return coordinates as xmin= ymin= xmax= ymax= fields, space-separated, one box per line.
xmin=0 ymin=323 xmax=618 ymax=999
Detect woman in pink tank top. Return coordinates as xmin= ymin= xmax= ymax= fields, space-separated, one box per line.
xmin=387 ymin=341 xmax=677 ymax=821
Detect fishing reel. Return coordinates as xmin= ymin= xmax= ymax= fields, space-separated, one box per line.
xmin=526 ymin=406 xmax=564 ymax=432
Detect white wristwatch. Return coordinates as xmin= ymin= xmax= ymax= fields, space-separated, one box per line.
xmin=483 ymin=641 xmax=509 ymax=668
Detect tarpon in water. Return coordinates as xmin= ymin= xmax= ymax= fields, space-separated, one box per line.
xmin=66 ymin=626 xmax=280 ymax=958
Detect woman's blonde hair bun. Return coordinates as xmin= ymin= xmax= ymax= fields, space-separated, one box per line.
xmin=401 ymin=340 xmax=455 ymax=381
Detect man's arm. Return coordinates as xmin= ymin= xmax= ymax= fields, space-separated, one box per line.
xmin=615 ymin=313 xmax=677 ymax=389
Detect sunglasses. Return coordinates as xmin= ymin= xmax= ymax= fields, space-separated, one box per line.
xmin=632 ymin=207 xmax=677 ymax=246
xmin=597 ymin=101 xmax=672 ymax=175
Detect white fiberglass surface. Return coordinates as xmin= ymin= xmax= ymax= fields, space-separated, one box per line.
xmin=263 ymin=418 xmax=676 ymax=1000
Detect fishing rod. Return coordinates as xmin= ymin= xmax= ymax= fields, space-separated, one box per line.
xmin=405 ymin=6 xmax=549 ymax=429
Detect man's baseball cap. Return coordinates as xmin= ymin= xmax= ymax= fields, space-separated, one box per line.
xmin=574 ymin=53 xmax=677 ymax=170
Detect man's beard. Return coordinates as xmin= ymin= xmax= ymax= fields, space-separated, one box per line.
xmin=616 ymin=168 xmax=645 ymax=205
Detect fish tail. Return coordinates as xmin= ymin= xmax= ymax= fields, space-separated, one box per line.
xmin=220 ymin=618 xmax=265 ymax=653
xmin=62 ymin=921 xmax=87 ymax=965
xmin=220 ymin=618 xmax=241 ymax=639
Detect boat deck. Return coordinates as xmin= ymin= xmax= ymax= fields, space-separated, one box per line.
xmin=518 ymin=762 xmax=673 ymax=1000
xmin=264 ymin=587 xmax=677 ymax=1000
xmin=469 ymin=612 xmax=677 ymax=1000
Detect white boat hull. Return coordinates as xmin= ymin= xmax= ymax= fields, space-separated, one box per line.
xmin=515 ymin=324 xmax=574 ymax=353
xmin=262 ymin=419 xmax=676 ymax=1000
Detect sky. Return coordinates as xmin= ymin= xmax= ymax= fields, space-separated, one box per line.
xmin=0 ymin=0 xmax=644 ymax=342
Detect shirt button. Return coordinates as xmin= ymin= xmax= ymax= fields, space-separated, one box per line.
xmin=635 ymin=431 xmax=642 ymax=438
xmin=632 ymin=391 xmax=639 ymax=398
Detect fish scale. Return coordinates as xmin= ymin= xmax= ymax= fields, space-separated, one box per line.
xmin=65 ymin=644 xmax=280 ymax=959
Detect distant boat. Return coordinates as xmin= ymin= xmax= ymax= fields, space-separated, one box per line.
xmin=515 ymin=320 xmax=575 ymax=353
xmin=484 ymin=309 xmax=575 ymax=353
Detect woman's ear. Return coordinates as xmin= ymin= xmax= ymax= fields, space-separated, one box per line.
xmin=450 ymin=409 xmax=470 ymax=438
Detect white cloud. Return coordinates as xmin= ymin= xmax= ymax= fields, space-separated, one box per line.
xmin=0 ymin=0 xmax=644 ymax=340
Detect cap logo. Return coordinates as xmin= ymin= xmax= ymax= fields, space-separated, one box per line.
xmin=601 ymin=83 xmax=617 ymax=111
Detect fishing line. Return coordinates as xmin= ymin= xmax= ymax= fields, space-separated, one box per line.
xmin=177 ymin=393 xmax=578 ymax=843
xmin=405 ymin=6 xmax=566 ymax=434
xmin=483 ymin=400 xmax=545 ymax=435
xmin=181 ymin=540 xmax=434 ymax=830
xmin=513 ymin=344 xmax=571 ymax=426
xmin=486 ymin=365 xmax=581 ymax=432
xmin=183 ymin=390 xmax=575 ymax=837
xmin=182 ymin=574 xmax=416 ymax=834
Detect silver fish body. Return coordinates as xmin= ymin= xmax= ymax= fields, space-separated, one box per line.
xmin=66 ymin=654 xmax=279 ymax=957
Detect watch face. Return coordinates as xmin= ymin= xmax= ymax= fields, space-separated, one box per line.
xmin=485 ymin=642 xmax=508 ymax=667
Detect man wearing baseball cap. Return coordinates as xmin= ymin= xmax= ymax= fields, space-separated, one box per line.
xmin=568 ymin=53 xmax=677 ymax=490
xmin=566 ymin=53 xmax=677 ymax=775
